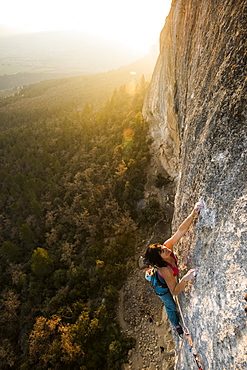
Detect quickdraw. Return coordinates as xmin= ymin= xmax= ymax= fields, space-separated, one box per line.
xmin=175 ymin=296 xmax=204 ymax=370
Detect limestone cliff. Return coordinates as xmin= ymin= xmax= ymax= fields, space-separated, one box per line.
xmin=143 ymin=0 xmax=247 ymax=369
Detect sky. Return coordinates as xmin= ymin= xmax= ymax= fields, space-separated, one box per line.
xmin=1 ymin=0 xmax=172 ymax=54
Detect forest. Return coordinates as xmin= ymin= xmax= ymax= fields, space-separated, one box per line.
xmin=0 ymin=73 xmax=164 ymax=369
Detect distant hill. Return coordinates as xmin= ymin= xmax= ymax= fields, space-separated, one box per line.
xmin=0 ymin=26 xmax=158 ymax=91
xmin=0 ymin=31 xmax=158 ymax=92
xmin=0 ymin=24 xmax=35 ymax=37
xmin=0 ymin=53 xmax=158 ymax=117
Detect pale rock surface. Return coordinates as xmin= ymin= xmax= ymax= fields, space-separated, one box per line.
xmin=143 ymin=0 xmax=246 ymax=369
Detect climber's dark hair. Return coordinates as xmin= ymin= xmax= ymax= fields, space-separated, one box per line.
xmin=145 ymin=243 xmax=168 ymax=268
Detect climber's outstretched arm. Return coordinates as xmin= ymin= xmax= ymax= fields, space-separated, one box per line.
xmin=164 ymin=202 xmax=203 ymax=251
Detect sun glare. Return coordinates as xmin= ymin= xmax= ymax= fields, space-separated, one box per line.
xmin=1 ymin=0 xmax=172 ymax=54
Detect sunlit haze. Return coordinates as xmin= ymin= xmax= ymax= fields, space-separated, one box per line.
xmin=1 ymin=0 xmax=172 ymax=54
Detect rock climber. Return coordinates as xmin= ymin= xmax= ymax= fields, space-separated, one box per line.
xmin=144 ymin=201 xmax=204 ymax=336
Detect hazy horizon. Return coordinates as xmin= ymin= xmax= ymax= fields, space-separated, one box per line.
xmin=0 ymin=1 xmax=172 ymax=92
xmin=1 ymin=0 xmax=172 ymax=55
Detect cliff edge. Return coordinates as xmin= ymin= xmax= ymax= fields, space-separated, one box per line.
xmin=143 ymin=0 xmax=246 ymax=369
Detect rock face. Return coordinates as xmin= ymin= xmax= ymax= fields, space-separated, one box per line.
xmin=143 ymin=0 xmax=246 ymax=369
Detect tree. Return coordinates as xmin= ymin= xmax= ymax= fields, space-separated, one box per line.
xmin=0 ymin=241 xmax=20 ymax=263
xmin=29 ymin=315 xmax=83 ymax=367
xmin=31 ymin=247 xmax=53 ymax=277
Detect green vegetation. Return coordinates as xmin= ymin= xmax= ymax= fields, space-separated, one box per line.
xmin=0 ymin=74 xmax=157 ymax=369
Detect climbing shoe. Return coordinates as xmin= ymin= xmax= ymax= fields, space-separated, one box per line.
xmin=174 ymin=325 xmax=184 ymax=338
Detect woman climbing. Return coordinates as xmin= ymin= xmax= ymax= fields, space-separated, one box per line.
xmin=144 ymin=201 xmax=204 ymax=336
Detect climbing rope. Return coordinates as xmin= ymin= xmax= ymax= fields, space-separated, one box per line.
xmin=175 ymin=296 xmax=204 ymax=370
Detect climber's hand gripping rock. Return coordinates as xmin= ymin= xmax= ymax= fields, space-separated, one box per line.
xmin=192 ymin=201 xmax=204 ymax=216
xmin=182 ymin=268 xmax=198 ymax=282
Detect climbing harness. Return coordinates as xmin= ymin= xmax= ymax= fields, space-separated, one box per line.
xmin=175 ymin=296 xmax=204 ymax=370
xmin=145 ymin=266 xmax=170 ymax=298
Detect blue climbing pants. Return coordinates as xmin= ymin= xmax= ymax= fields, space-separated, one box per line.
xmin=157 ymin=290 xmax=180 ymax=326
